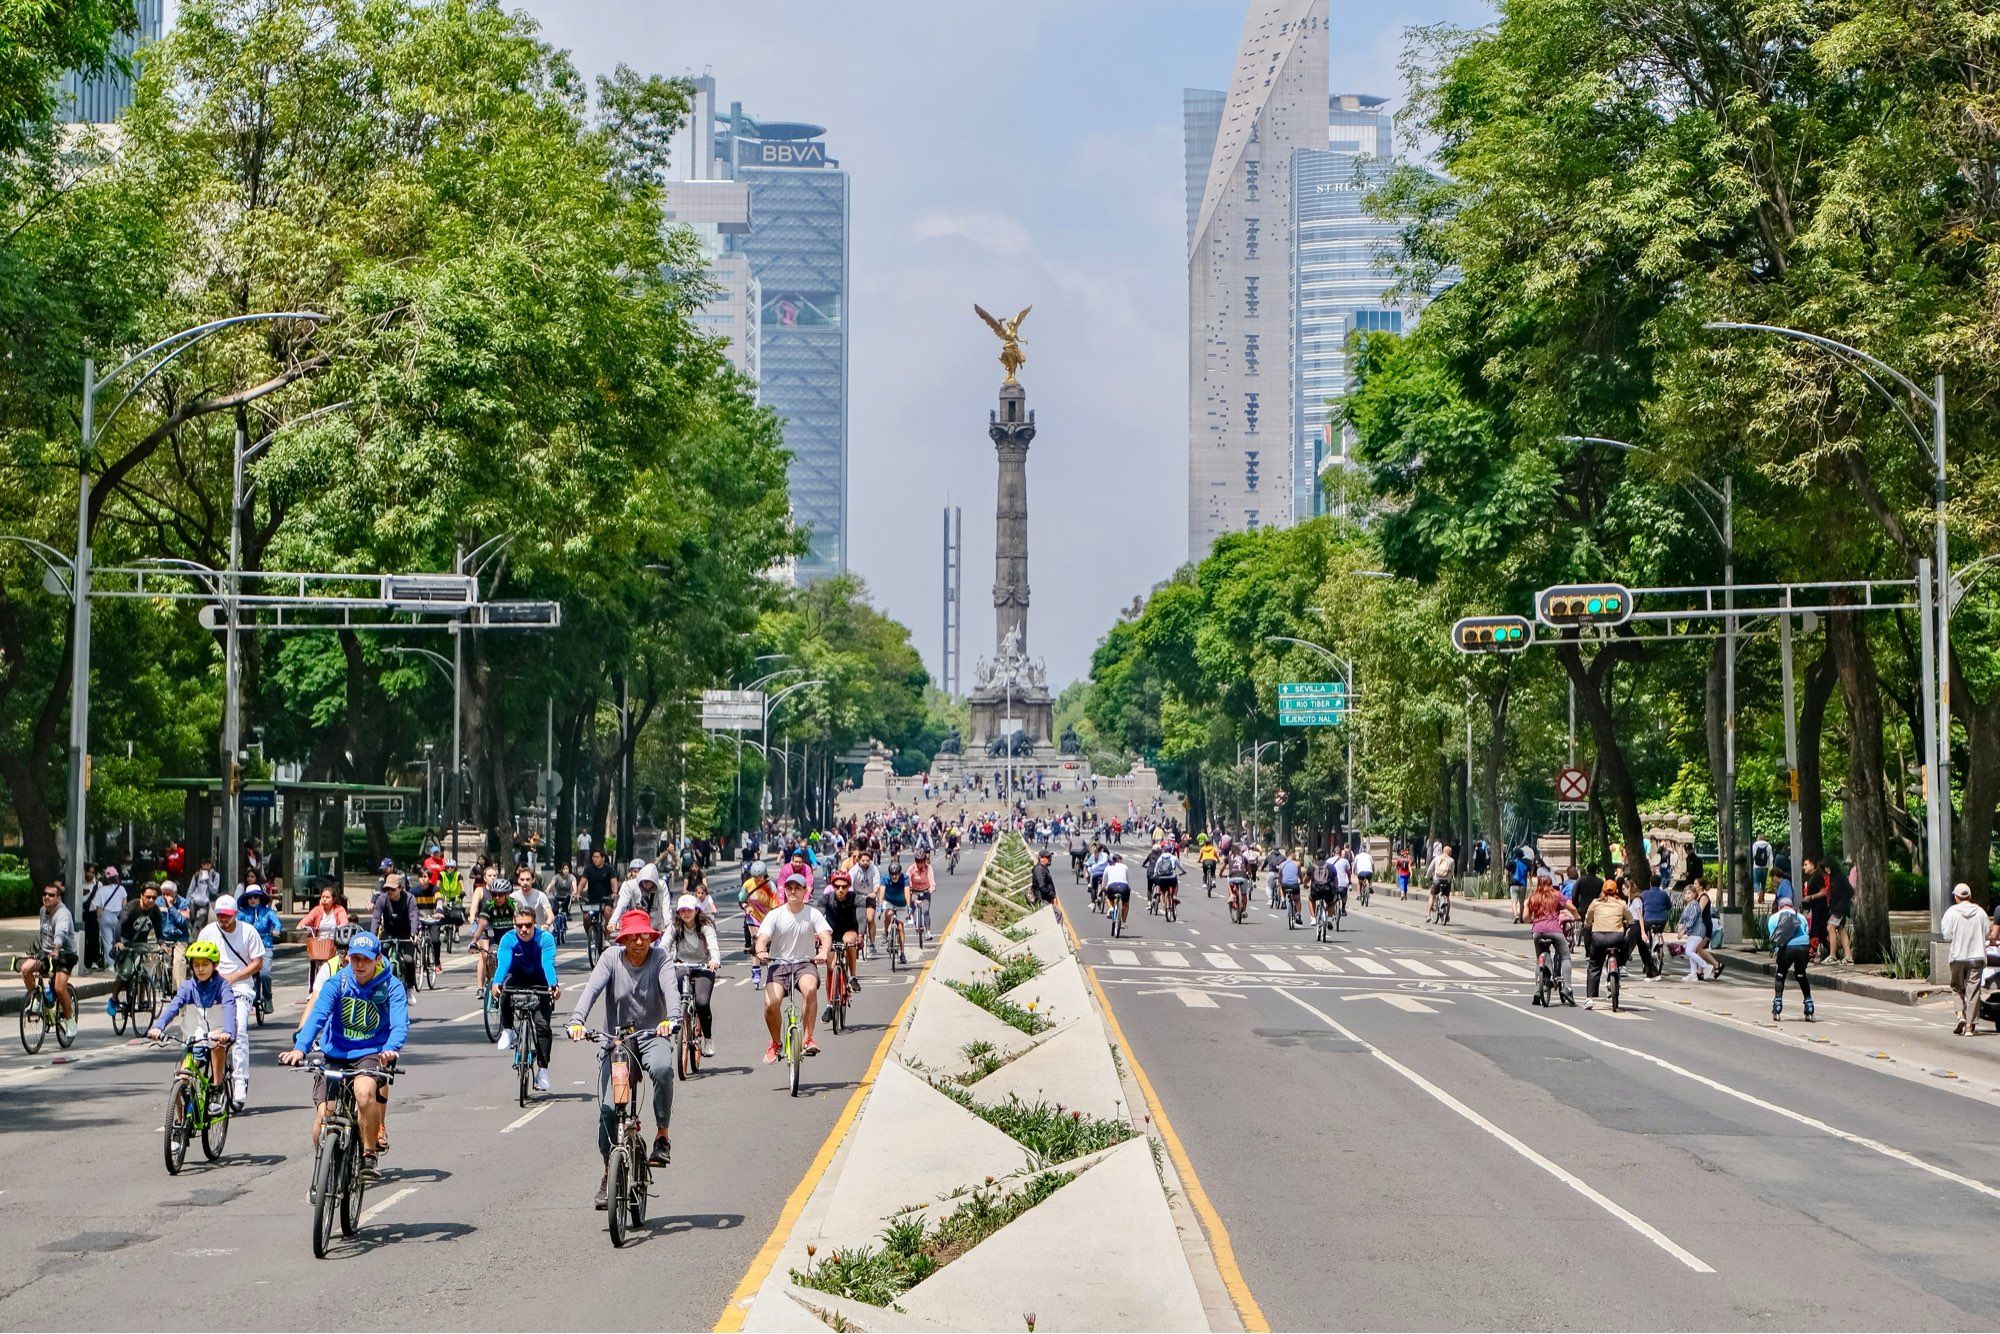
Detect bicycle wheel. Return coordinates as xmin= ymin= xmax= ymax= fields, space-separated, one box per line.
xmin=202 ymin=1089 xmax=231 ymax=1161
xmin=482 ymin=986 xmax=500 ymax=1043
xmin=163 ymin=1079 xmax=194 ymax=1175
xmin=1609 ymin=966 xmax=1621 ymax=1014
xmin=675 ymin=1022 xmax=692 ymax=1081
xmin=339 ymin=1133 xmax=366 ymax=1237
xmin=134 ymin=973 xmax=157 ymax=1028
xmin=831 ymin=978 xmax=846 ymax=1036
xmin=19 ymin=997 xmax=46 ymax=1055
xmin=688 ymin=1016 xmax=703 ymax=1075
xmin=786 ymin=1002 xmax=803 ymax=1097
xmin=607 ymin=1145 xmax=632 ymax=1246
xmin=517 ymin=1048 xmax=532 ymax=1107
xmin=311 ymin=1135 xmax=342 ymax=1258
xmin=628 ymin=1150 xmax=649 ymax=1229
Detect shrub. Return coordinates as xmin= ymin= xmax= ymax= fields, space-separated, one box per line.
xmin=926 ymin=1079 xmax=1137 ymax=1160
xmin=944 ymin=979 xmax=1049 ymax=1034
xmin=1883 ymin=934 xmax=1931 ymax=980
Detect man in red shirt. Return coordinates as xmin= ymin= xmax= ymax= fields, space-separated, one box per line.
xmin=422 ymin=849 xmax=445 ymax=888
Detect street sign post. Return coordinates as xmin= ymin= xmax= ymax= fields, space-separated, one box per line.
xmin=701 ymin=688 xmax=765 ymax=732
xmin=1278 ymin=681 xmax=1349 ymax=727
xmin=1556 ymin=800 xmax=1589 ymax=814
xmin=1555 ymin=766 xmax=1591 ymax=803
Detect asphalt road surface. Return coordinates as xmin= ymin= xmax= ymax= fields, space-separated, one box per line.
xmin=1061 ymin=868 xmax=2000 ymax=1331
xmin=0 ymin=853 xmax=984 ymax=1332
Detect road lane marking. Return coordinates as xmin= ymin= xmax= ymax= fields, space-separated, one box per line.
xmin=1203 ymin=952 xmax=1239 ymax=970
xmin=1276 ymin=989 xmax=1713 ymax=1273
xmin=1249 ymin=954 xmax=1294 ymax=973
xmin=358 ymin=1186 xmax=418 ymax=1225
xmin=1482 ymin=993 xmax=2000 ymax=1206
xmin=1107 ymin=949 xmax=1140 ymax=967
xmin=1153 ymin=951 xmax=1190 ymax=968
xmin=452 ymin=1009 xmax=483 ymax=1023
xmin=501 ymin=1102 xmax=552 ymax=1134
xmin=1350 ymin=957 xmax=1393 ymax=976
xmin=1486 ymin=960 xmax=1536 ymax=978
xmin=1301 ymin=956 xmax=1342 ymax=973
xmin=1343 ymin=992 xmax=1453 ymax=1014
xmin=1172 ymin=989 xmax=1218 ymax=1009
xmin=1394 ymin=957 xmax=1445 ymax=976
xmin=1069 ymin=917 xmax=1271 ymax=1331
xmin=1443 ymin=960 xmax=1496 ymax=978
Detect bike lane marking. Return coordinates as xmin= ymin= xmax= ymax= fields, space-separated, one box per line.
xmin=357 ymin=1185 xmax=418 ymax=1225
xmin=501 ymin=1102 xmax=553 ymax=1134
xmin=1274 ymin=987 xmax=1713 ymax=1273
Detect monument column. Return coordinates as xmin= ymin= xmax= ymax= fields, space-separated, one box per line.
xmin=989 ymin=381 xmax=1035 ymax=655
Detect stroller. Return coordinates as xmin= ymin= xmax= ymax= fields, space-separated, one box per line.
xmin=1979 ymin=947 xmax=2000 ymax=1029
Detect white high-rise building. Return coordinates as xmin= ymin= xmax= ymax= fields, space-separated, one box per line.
xmin=1186 ymin=0 xmax=1328 ymax=560
xmin=663 ymin=77 xmax=760 ymax=388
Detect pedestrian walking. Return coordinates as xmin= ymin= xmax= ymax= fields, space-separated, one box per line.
xmin=1828 ymin=863 xmax=1857 ymax=965
xmin=1678 ymin=881 xmax=1721 ymax=981
xmin=1941 ymin=884 xmax=1994 ymax=1036
xmin=89 ymin=868 xmax=126 ymax=973
xmin=1767 ymin=895 xmax=1813 ymax=1021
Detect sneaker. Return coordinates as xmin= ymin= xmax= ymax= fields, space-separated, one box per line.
xmin=763 ymin=1041 xmax=779 ymax=1065
xmin=822 ymin=1005 xmax=834 ymax=1022
xmin=701 ymin=1038 xmax=715 ymax=1058
xmin=649 ymin=1134 xmax=671 ymax=1167
xmin=534 ymin=1068 xmax=550 ymax=1093
xmin=867 ymin=944 xmax=878 ymax=959
xmin=804 ymin=1041 xmax=821 ymax=1057
xmin=1955 ymin=1020 xmax=1967 ymax=1035
xmin=231 ymin=1080 xmax=249 ymax=1112
xmin=360 ymin=1153 xmax=379 ymax=1177
xmin=57 ymin=1018 xmax=76 ymax=1041
xmin=595 ymin=1169 xmax=609 ymax=1210
xmin=1583 ymin=999 xmax=1596 ymax=1010
xmin=497 ymin=1030 xmax=514 ymax=1052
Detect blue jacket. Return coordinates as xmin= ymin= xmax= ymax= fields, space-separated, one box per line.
xmin=155 ymin=971 xmax=239 ymax=1033
xmin=159 ymin=900 xmax=192 ymax=944
xmin=493 ymin=927 xmax=558 ymax=989
xmin=240 ymin=903 xmax=283 ymax=949
xmin=293 ymin=965 xmax=409 ymax=1059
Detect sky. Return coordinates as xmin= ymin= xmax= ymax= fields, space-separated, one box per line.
xmin=517 ymin=0 xmax=1490 ymax=689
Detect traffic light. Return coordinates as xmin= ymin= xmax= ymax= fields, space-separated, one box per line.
xmin=227 ymin=761 xmax=244 ymax=796
xmin=1537 ymin=583 xmax=1634 ymax=629
xmin=1452 ymin=616 xmax=1534 ymax=654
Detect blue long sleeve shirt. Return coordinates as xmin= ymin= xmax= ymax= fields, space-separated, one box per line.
xmin=493 ymin=927 xmax=558 ymax=989
xmin=241 ymin=904 xmax=283 ymax=949
xmin=155 ymin=972 xmax=239 ymax=1033
xmin=292 ymin=966 xmax=409 ymax=1059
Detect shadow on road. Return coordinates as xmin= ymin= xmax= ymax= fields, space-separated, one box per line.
xmin=348 ymin=1218 xmax=476 ymax=1251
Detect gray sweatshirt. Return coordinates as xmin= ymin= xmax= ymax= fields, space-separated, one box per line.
xmin=567 ymin=945 xmax=682 ymax=1032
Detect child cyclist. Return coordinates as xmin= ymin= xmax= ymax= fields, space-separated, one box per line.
xmin=146 ymin=939 xmax=238 ymax=1111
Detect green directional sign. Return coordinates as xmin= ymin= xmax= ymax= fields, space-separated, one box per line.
xmin=1278 ymin=680 xmax=1348 ymax=727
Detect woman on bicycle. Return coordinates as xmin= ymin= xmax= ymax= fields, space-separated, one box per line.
xmin=1581 ymin=879 xmax=1634 ymax=1009
xmin=300 ymin=885 xmax=350 ymax=999
xmin=1525 ymin=872 xmax=1578 ymax=1005
xmin=669 ymin=895 xmax=721 ymax=1058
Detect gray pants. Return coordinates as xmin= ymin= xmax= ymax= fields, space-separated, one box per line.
xmin=1950 ymin=960 xmax=1982 ymax=1031
xmin=597 ymin=1031 xmax=673 ymax=1157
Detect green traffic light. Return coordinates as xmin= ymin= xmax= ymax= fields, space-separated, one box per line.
xmin=1586 ymin=597 xmax=1603 ymax=614
xmin=1605 ymin=596 xmax=1621 ymax=612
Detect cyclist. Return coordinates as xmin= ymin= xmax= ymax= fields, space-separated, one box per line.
xmin=438 ymin=857 xmax=467 ymax=942
xmin=847 ymin=850 xmax=880 ymax=954
xmin=492 ymin=906 xmax=560 ymax=1093
xmin=1278 ymin=849 xmax=1302 ymax=926
xmin=548 ymin=861 xmax=575 ymax=943
xmin=469 ymin=869 xmax=517 ymax=994
xmin=574 ymin=848 xmax=614 ymax=948
xmin=817 ymin=871 xmax=865 ymax=1014
xmin=1581 ymin=880 xmax=1634 ymax=1009
xmin=146 ymin=938 xmax=238 ymax=1111
xmin=1086 ymin=844 xmax=1110 ymax=911
xmin=20 ymin=881 xmax=78 ymax=1040
xmin=195 ymin=894 xmax=265 ymax=1110
xmin=944 ymin=826 xmax=961 ymax=874
xmin=883 ymin=855 xmax=915 ymax=961
xmin=109 ymin=880 xmax=163 ymax=1023
xmin=757 ymin=873 xmax=831 ymax=1064
xmin=907 ymin=849 xmax=935 ymax=938
xmin=741 ymin=861 xmax=780 ymax=977
xmin=280 ymin=930 xmax=408 ymax=1174
xmin=1308 ymin=851 xmax=1339 ymax=929
xmin=369 ymin=871 xmax=421 ymax=994
xmin=1102 ymin=854 xmax=1133 ymax=928
xmin=668 ymin=894 xmax=721 ymax=1058
xmin=1427 ymin=844 xmax=1456 ymax=922
xmin=411 ymin=859 xmax=441 ymax=964
xmin=1198 ymin=838 xmax=1219 ymax=893
xmin=566 ymin=909 xmax=684 ymax=1201
xmin=1224 ymin=846 xmax=1250 ymax=917
xmin=512 ymin=865 xmax=555 ymax=933
xmin=1150 ymin=842 xmax=1181 ymax=916
xmin=157 ymin=880 xmax=192 ymax=989
xmin=1353 ymin=844 xmax=1374 ymax=903
xmin=1526 ymin=872 xmax=1578 ymax=1005
xmin=1069 ymin=830 xmax=1089 ymax=882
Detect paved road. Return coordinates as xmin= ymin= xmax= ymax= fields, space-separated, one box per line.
xmin=1060 ymin=870 xmax=2000 ymax=1331
xmin=0 ymin=857 xmax=983 ymax=1331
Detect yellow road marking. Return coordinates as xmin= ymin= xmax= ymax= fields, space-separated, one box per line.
xmin=1063 ymin=903 xmax=1271 ymax=1332
xmin=713 ymin=859 xmax=979 ymax=1331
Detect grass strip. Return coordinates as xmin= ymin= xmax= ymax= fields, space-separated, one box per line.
xmin=925 ymin=1078 xmax=1138 ymax=1160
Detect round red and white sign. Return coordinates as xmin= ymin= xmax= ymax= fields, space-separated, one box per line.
xmin=1555 ymin=767 xmax=1590 ymax=802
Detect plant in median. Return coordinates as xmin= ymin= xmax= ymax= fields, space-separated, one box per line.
xmin=925 ymin=1079 xmax=1137 ymax=1160
xmin=792 ymin=1172 xmax=1077 ymax=1306
xmin=1883 ymin=933 xmax=1930 ymax=980
xmin=945 ymin=978 xmax=1049 ymax=1034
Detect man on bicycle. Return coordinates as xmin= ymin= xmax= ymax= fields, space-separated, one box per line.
xmin=1068 ymin=831 xmax=1088 ymax=882
xmin=1150 ymin=842 xmax=1181 ymax=915
xmin=817 ymin=871 xmax=865 ymax=1014
xmin=110 ymin=880 xmax=163 ymax=1022
xmin=370 ymin=870 xmax=421 ymax=994
xmin=469 ymin=869 xmax=517 ymax=993
xmin=758 ymin=874 xmax=831 ymax=1064
xmin=20 ymin=881 xmax=79 ymax=1040
xmin=1427 ymin=844 xmax=1456 ymax=921
xmin=493 ymin=906 xmax=560 ymax=1093
xmin=1309 ymin=853 xmax=1339 ymax=927
xmin=579 ymin=848 xmax=618 ymax=945
xmin=567 ymin=909 xmax=683 ymax=1202
xmin=883 ymin=855 xmax=919 ymax=960
xmin=280 ymin=930 xmax=408 ymax=1175
xmin=1102 ymin=854 xmax=1133 ymax=928
xmin=1198 ymin=838 xmax=1219 ymax=892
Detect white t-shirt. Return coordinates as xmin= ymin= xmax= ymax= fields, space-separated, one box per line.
xmin=1103 ymin=863 xmax=1131 ymax=888
xmin=91 ymin=880 xmax=126 ymax=917
xmin=1354 ymin=850 xmax=1374 ymax=876
xmin=760 ymin=902 xmax=830 ymax=964
xmin=198 ymin=919 xmax=267 ymax=997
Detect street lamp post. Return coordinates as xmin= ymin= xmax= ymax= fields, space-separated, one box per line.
xmin=1707 ymin=323 xmax=1951 ymax=961
xmin=1562 ymin=435 xmax=1739 ymax=913
xmin=759 ymin=679 xmax=826 ymax=823
xmin=68 ymin=312 xmax=325 ymax=920
xmin=387 ymin=645 xmax=457 ymax=863
xmin=1238 ymin=739 xmax=1278 ymax=838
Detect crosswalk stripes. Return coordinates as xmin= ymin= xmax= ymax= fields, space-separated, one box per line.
xmin=1249 ymin=954 xmax=1295 ymax=973
xmin=1350 ymin=957 xmax=1394 ymax=976
xmin=1398 ymin=958 xmax=1446 ymax=977
xmin=1486 ymin=960 xmax=1536 ymax=979
xmin=1203 ymin=952 xmax=1239 ymax=970
xmin=1107 ymin=949 xmax=1140 ymax=967
xmin=1086 ymin=943 xmax=1532 ymax=985
xmin=1442 ymin=960 xmax=1496 ymax=978
xmin=1300 ymin=955 xmax=1342 ymax=973
xmin=1153 ymin=950 xmax=1190 ymax=968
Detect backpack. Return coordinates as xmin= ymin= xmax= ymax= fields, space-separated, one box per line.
xmin=1312 ymin=860 xmax=1332 ymax=887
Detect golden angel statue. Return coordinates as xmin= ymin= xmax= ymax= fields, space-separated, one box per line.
xmin=974 ymin=304 xmax=1031 ymax=384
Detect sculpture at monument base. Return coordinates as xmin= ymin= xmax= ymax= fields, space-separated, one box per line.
xmin=1059 ymin=723 xmax=1082 ymax=756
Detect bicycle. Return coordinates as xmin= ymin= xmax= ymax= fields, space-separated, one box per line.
xmin=1202 ymin=862 xmax=1217 ymax=898
xmin=1228 ymin=879 xmax=1248 ymax=925
xmin=417 ymin=919 xmax=442 ymax=991
xmin=19 ymin=953 xmax=77 ymax=1054
xmin=912 ymin=895 xmax=931 ymax=953
xmin=300 ymin=1054 xmax=400 ymax=1259
xmin=885 ymin=906 xmax=907 ymax=972
xmin=583 ymin=903 xmax=606 ymax=967
xmin=826 ymin=947 xmax=853 ymax=1036
xmin=1107 ymin=894 xmax=1125 ymax=938
xmin=945 ymin=847 xmax=959 ymax=876
xmin=585 ymin=1027 xmax=654 ymax=1246
xmin=502 ymin=986 xmax=553 ymax=1106
xmin=251 ymin=965 xmax=272 ymax=1027
xmin=675 ymin=969 xmax=706 ymax=1081
xmin=1427 ymin=886 xmax=1452 ymax=926
xmin=1606 ymin=941 xmax=1623 ymax=1013
xmin=110 ymin=947 xmax=160 ymax=1036
xmin=1357 ymin=877 xmax=1372 ymax=908
xmin=158 ymin=1033 xmax=232 ymax=1174
xmin=1160 ymin=879 xmax=1179 ymax=924
xmin=771 ymin=970 xmax=807 ymax=1097
xmin=1532 ymin=936 xmax=1572 ymax=1007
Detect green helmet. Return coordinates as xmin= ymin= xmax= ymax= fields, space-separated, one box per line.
xmin=185 ymin=939 xmax=222 ymax=964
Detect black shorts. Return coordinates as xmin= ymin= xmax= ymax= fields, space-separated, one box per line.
xmin=1104 ymin=885 xmax=1131 ymax=901
xmin=1310 ymin=885 xmax=1337 ymax=903
xmin=33 ymin=951 xmax=78 ymax=975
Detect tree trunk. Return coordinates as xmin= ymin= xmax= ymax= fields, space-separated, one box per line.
xmin=1557 ymin=641 xmax=1646 ymax=879
xmin=1827 ymin=607 xmax=1892 ymax=964
xmin=1796 ymin=650 xmax=1836 ymax=865
xmin=1949 ymin=671 xmax=2000 ymax=905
